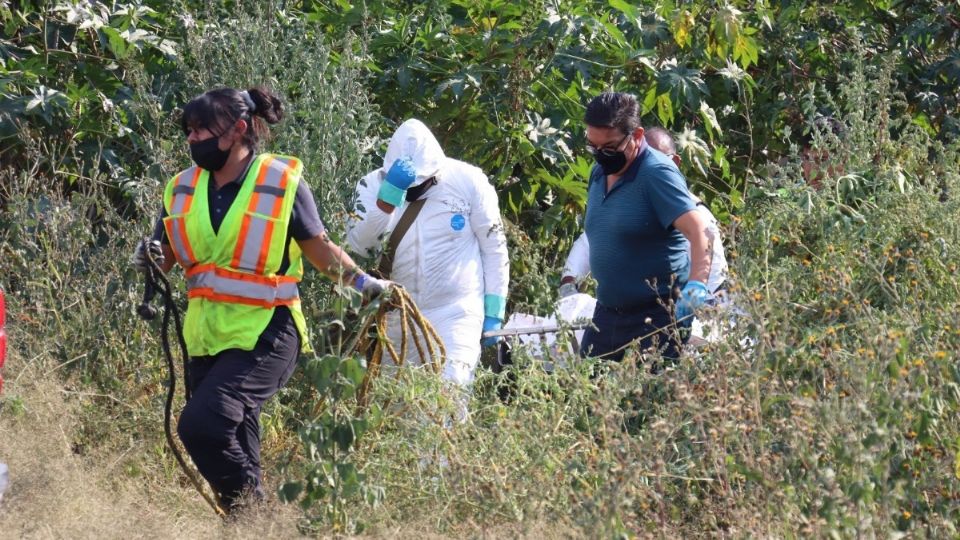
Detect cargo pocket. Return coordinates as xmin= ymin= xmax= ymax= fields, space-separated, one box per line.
xmin=208 ymin=391 xmax=245 ymax=425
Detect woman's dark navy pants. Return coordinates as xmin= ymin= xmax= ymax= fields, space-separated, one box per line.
xmin=177 ymin=308 xmax=300 ymax=509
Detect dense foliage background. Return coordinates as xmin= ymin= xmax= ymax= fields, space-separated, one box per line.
xmin=1 ymin=0 xmax=959 ymax=537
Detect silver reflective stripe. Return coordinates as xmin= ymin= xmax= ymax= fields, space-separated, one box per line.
xmin=261 ymin=157 xmax=292 ymax=189
xmin=250 ymin=158 xmax=290 ymax=217
xmin=170 ymin=193 xmax=188 ymax=215
xmin=253 ymin=192 xmax=277 ymax=216
xmin=187 ymin=269 xmax=299 ymax=304
xmin=235 ymin=156 xmax=296 ymax=272
xmin=235 ymin=215 xmax=269 ymax=273
xmin=169 ymin=167 xmax=199 ymax=215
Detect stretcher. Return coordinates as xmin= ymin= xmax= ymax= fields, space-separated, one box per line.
xmin=480 ymin=293 xmax=729 ymax=372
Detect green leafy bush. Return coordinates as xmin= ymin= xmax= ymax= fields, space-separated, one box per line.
xmin=2 ymin=1 xmax=960 ymax=537
xmin=0 ymin=1 xmax=184 ymax=208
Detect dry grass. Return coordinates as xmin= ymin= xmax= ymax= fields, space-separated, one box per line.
xmin=0 ymin=351 xmax=303 ymax=539
xmin=0 ymin=351 xmax=546 ymax=539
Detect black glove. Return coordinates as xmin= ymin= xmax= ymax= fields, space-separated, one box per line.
xmin=131 ymin=239 xmax=164 ymax=271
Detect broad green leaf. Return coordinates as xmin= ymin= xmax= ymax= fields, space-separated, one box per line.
xmin=642 ymin=85 xmax=658 ymax=115
xmin=911 ymin=113 xmax=936 ymax=137
xmin=99 ymin=26 xmax=128 ymax=59
xmin=339 ymin=356 xmax=367 ymax=387
xmin=709 ymin=5 xmax=742 ymax=58
xmin=713 ymin=5 xmax=743 ymax=42
xmin=672 ymin=10 xmax=695 ymax=49
xmin=25 ymin=85 xmax=68 ymax=113
xmin=332 ymin=424 xmax=355 ymax=451
xmin=608 ymin=0 xmax=641 ymax=28
xmin=279 ymin=481 xmax=303 ymax=502
xmin=713 ymin=144 xmax=731 ymax=179
xmin=119 ymin=28 xmax=151 ymax=45
xmin=599 ymin=20 xmax=627 ymax=46
xmin=733 ymin=33 xmax=760 ymax=68
xmin=676 ymin=127 xmax=710 ymax=177
xmin=657 ymin=64 xmax=707 ymax=109
xmin=656 ymin=92 xmax=674 ymax=127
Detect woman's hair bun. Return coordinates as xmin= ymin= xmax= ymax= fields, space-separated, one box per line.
xmin=246 ymin=87 xmax=283 ymax=124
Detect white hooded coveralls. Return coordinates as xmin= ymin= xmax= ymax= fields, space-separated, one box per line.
xmin=346 ymin=120 xmax=509 ymax=386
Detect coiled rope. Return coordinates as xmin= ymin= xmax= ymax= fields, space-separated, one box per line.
xmin=140 ymin=246 xmax=445 ymax=514
xmin=343 ymin=286 xmax=446 ymax=407
xmin=138 ymin=246 xmax=226 ymax=516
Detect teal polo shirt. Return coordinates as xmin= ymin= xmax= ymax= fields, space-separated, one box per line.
xmin=584 ymin=144 xmax=696 ymax=309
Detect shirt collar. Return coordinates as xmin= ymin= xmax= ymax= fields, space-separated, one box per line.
xmin=619 ymin=137 xmax=648 ymax=182
xmin=213 ymin=154 xmax=256 ymax=189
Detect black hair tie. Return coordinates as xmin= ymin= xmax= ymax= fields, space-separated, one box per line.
xmin=239 ymin=90 xmax=256 ymax=113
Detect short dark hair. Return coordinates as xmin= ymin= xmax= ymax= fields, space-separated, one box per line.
xmin=644 ymin=126 xmax=677 ymax=155
xmin=584 ymin=92 xmax=640 ymax=135
xmin=180 ymin=86 xmax=284 ymax=150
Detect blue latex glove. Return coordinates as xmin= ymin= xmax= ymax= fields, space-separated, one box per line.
xmin=675 ymin=280 xmax=710 ymax=322
xmin=558 ymin=281 xmax=578 ymax=299
xmin=377 ymin=156 xmax=417 ymax=207
xmin=352 ymin=272 xmax=393 ymax=300
xmin=481 ymin=316 xmax=503 ymax=347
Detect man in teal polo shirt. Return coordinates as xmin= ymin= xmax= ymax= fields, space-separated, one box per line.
xmin=579 ymin=92 xmax=713 ymax=361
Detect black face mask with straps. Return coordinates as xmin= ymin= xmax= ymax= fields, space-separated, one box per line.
xmin=189 ymin=136 xmax=231 ymax=172
xmin=592 ymin=150 xmax=628 ymax=175
xmin=405 ymin=176 xmax=437 ymax=202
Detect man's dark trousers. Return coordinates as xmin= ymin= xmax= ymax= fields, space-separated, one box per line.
xmin=579 ymin=298 xmax=688 ymax=362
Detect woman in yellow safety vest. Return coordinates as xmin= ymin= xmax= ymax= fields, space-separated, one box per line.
xmin=131 ymin=86 xmax=390 ymax=512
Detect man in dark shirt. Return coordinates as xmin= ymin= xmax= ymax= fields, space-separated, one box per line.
xmin=579 ymin=92 xmax=713 ymax=361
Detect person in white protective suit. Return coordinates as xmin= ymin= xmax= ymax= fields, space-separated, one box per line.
xmin=346 ymin=119 xmax=510 ymax=388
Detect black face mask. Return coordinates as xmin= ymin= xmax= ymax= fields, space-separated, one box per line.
xmin=593 ymin=150 xmax=628 ymax=175
xmin=190 ymin=136 xmax=231 ymax=171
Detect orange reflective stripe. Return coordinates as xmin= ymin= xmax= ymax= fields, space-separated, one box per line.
xmin=165 ymin=216 xmax=198 ymax=268
xmin=231 ymin=217 xmax=251 ymax=269
xmin=188 ymin=289 xmax=298 ymax=309
xmin=230 ymin=156 xmax=300 ymax=274
xmin=253 ymin=160 xmax=289 ymax=272
xmin=254 ymin=219 xmax=275 ymax=275
xmin=169 ymin=167 xmax=201 ymax=215
xmin=166 ymin=166 xmax=202 ymax=268
xmin=270 ymin=164 xmax=290 ymax=218
xmin=182 ymin=167 xmax=202 ymax=213
xmin=185 ymin=263 xmax=301 ymax=308
xmin=176 ymin=217 xmax=197 ymax=266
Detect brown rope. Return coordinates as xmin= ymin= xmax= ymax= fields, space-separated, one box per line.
xmin=353 ymin=287 xmax=446 ymax=407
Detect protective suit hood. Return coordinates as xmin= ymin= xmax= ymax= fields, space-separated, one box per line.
xmin=382 ymin=119 xmax=445 ymax=186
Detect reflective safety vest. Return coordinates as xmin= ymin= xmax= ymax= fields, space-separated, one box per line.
xmin=163 ymin=153 xmax=310 ymax=357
